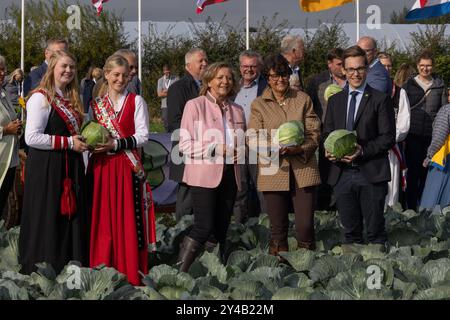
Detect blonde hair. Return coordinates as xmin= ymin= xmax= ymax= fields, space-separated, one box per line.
xmin=199 ymin=62 xmax=238 ymax=98
xmin=33 ymin=50 xmax=83 ymax=115
xmin=8 ymin=68 xmax=24 ymax=84
xmin=394 ymin=63 xmax=415 ymax=87
xmin=97 ymin=54 xmax=130 ymax=97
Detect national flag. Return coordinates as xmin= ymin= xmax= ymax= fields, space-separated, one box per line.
xmin=405 ymin=0 xmax=450 ymax=20
xmin=92 ymin=0 xmax=109 ymax=16
xmin=299 ymin=0 xmax=353 ymax=12
xmin=196 ymin=0 xmax=229 ymax=14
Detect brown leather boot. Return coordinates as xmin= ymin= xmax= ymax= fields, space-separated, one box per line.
xmin=177 ymin=236 xmax=202 ymax=272
xmin=297 ymin=240 xmax=315 ymax=251
xmin=269 ymin=239 xmax=289 ymax=263
xmin=204 ymin=240 xmax=217 ymax=253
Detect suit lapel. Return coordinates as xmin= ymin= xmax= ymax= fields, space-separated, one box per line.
xmin=337 ymin=91 xmax=348 ymax=129
xmin=354 ymin=86 xmax=371 ymax=127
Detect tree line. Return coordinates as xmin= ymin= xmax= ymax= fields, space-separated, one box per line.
xmin=0 ymin=0 xmax=448 ymax=121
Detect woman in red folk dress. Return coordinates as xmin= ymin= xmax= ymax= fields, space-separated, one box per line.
xmin=89 ymin=54 xmax=155 ymax=286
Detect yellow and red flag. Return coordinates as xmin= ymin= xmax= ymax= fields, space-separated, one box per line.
xmin=299 ymin=0 xmax=353 ymax=12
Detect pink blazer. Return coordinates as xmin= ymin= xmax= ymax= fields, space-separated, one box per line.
xmin=179 ymin=93 xmax=246 ymax=190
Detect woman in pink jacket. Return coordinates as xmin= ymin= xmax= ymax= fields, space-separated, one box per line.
xmin=177 ymin=62 xmax=246 ymax=272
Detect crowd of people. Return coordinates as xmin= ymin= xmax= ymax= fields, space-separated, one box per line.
xmin=0 ymin=33 xmax=449 ymax=285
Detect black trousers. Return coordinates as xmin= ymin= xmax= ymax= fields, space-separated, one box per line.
xmin=0 ymin=167 xmax=16 ymax=215
xmin=333 ymin=168 xmax=388 ymax=244
xmin=175 ymin=182 xmax=193 ymax=222
xmin=188 ymin=165 xmax=237 ymax=247
xmin=233 ymin=163 xmax=265 ymax=224
xmin=405 ymin=134 xmax=431 ymax=211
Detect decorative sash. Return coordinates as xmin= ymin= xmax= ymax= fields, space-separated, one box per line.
xmin=37 ymin=89 xmax=81 ymax=135
xmin=392 ymin=143 xmax=407 ymax=191
xmin=93 ymin=94 xmax=156 ymax=252
xmin=92 ymin=94 xmax=146 ymax=179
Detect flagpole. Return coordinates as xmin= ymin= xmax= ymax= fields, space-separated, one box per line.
xmin=356 ymin=0 xmax=360 ymax=41
xmin=246 ymin=0 xmax=249 ymax=50
xmin=138 ymin=0 xmax=142 ymax=82
xmin=20 ymin=0 xmax=25 ymax=76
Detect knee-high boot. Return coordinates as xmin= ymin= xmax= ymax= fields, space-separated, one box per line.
xmin=177 ymin=236 xmax=202 ymax=272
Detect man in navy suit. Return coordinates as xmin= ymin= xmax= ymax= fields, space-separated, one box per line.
xmin=167 ymin=48 xmax=208 ymax=222
xmin=323 ymin=46 xmax=395 ymax=253
xmin=23 ymin=39 xmax=68 ymax=97
xmin=357 ymin=36 xmax=392 ymax=95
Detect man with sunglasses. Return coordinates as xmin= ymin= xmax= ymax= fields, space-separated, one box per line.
xmin=323 ymin=46 xmax=395 ymax=254
xmin=357 ymin=36 xmax=392 ymax=95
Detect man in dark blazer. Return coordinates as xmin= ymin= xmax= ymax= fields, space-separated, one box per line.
xmin=167 ymin=48 xmax=208 ymax=221
xmin=233 ymin=50 xmax=267 ymax=223
xmin=23 ymin=39 xmax=68 ymax=97
xmin=322 ymin=46 xmax=395 ymax=252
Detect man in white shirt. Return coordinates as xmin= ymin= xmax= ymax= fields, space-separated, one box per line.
xmin=157 ymin=65 xmax=179 ymax=132
xmin=233 ymin=51 xmax=267 ymax=223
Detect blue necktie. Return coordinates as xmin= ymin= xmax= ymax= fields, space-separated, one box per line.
xmin=346 ymin=91 xmax=359 ymax=131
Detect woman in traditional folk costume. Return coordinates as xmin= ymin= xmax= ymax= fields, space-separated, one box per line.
xmin=19 ymin=50 xmax=89 ymax=274
xmin=420 ymin=104 xmax=450 ymax=212
xmin=89 ymin=54 xmax=155 ymax=286
xmin=0 ymin=55 xmax=22 ymax=216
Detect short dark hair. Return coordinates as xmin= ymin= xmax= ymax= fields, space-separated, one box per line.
xmin=46 ymin=38 xmax=68 ymax=49
xmin=342 ymin=46 xmax=368 ymax=67
xmin=327 ymin=48 xmax=344 ymax=61
xmin=263 ymin=54 xmax=292 ymax=77
xmin=416 ymin=49 xmax=434 ymax=64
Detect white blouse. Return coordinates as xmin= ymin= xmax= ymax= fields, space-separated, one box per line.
xmin=25 ymin=89 xmax=150 ymax=150
xmin=105 ymin=91 xmax=150 ymax=148
xmin=25 ymin=87 xmax=74 ymax=150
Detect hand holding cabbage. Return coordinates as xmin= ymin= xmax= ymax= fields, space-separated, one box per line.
xmin=275 ymin=120 xmax=305 ymax=155
xmin=80 ymin=120 xmax=114 ymax=152
xmin=324 ymin=129 xmax=361 ymax=162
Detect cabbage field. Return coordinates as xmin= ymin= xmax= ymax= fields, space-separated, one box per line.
xmin=1 ymin=206 xmax=450 ymax=300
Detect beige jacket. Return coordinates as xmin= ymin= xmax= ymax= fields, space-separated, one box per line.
xmin=248 ymin=87 xmax=321 ymax=191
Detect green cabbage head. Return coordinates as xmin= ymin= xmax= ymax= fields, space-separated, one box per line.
xmin=324 ymin=84 xmax=343 ymax=101
xmin=324 ymin=129 xmax=357 ymax=159
xmin=81 ymin=121 xmax=110 ymax=148
xmin=275 ymin=120 xmax=304 ymax=147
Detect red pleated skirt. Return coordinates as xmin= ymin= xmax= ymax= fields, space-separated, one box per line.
xmin=89 ymin=153 xmax=148 ymax=286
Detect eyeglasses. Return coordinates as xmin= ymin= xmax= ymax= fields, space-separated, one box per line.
xmin=363 ymin=48 xmax=375 ymax=53
xmin=344 ymin=67 xmax=367 ymax=75
xmin=241 ymin=65 xmax=258 ymax=69
xmin=268 ymin=73 xmax=289 ymax=81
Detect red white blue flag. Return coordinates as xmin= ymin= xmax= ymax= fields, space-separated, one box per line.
xmin=92 ymin=0 xmax=109 ymax=16
xmin=405 ymin=0 xmax=450 ymax=20
xmin=196 ymin=0 xmax=229 ymax=14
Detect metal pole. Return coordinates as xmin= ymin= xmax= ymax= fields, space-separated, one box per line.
xmin=246 ymin=0 xmax=249 ymax=50
xmin=21 ymin=0 xmax=25 ymax=76
xmin=138 ymin=0 xmax=142 ymax=81
xmin=356 ymin=0 xmax=360 ymax=41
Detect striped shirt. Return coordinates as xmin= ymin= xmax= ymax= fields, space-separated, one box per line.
xmin=427 ymin=104 xmax=450 ymax=158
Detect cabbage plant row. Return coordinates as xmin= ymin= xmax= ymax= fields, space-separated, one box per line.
xmin=1 ymin=206 xmax=450 ymax=300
